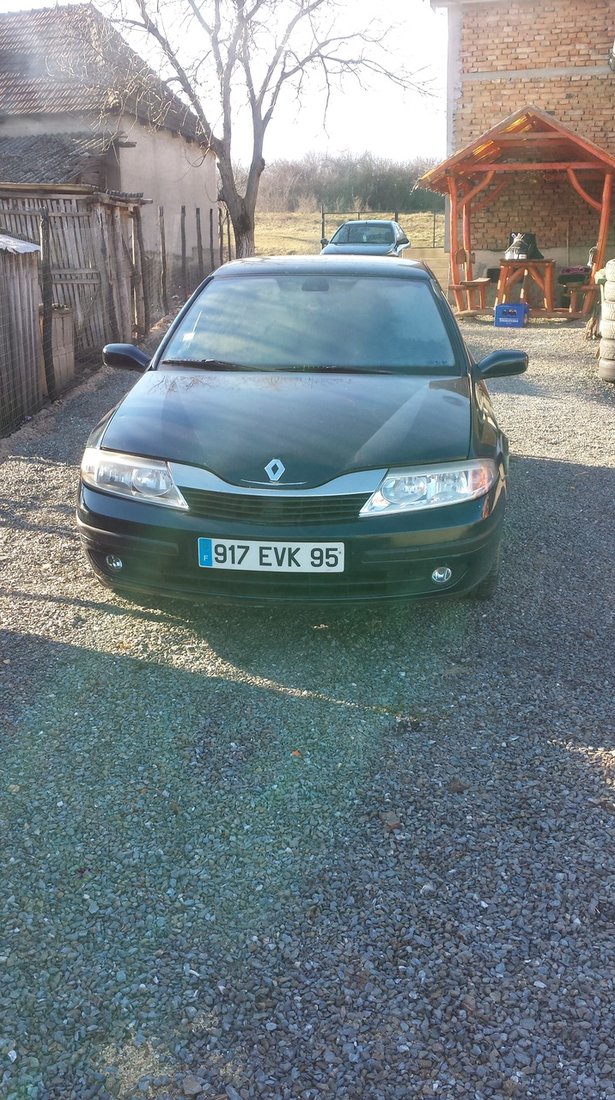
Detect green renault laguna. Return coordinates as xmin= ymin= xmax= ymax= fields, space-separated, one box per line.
xmin=77 ymin=255 xmax=527 ymax=604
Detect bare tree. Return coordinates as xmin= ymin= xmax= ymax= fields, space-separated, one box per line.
xmin=104 ymin=0 xmax=427 ymax=257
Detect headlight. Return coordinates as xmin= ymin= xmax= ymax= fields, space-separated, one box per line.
xmin=81 ymin=448 xmax=188 ymax=509
xmin=360 ymin=459 xmax=498 ymax=516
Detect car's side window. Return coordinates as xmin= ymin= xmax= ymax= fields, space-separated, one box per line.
xmin=332 ymin=225 xmax=349 ymax=243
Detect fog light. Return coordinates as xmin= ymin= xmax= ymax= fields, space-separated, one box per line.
xmin=431 ymin=566 xmax=452 ymax=585
xmin=105 ymin=554 xmax=124 ymax=573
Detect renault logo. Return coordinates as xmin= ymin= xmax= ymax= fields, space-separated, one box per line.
xmin=264 ymin=458 xmax=285 ymax=482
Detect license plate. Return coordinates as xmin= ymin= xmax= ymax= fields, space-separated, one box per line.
xmin=198 ymin=537 xmax=344 ymax=573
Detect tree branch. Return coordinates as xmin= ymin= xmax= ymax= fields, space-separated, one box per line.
xmin=103 ymin=0 xmax=433 ymax=256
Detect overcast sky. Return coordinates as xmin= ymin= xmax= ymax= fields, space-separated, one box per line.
xmin=0 ymin=0 xmax=448 ymax=163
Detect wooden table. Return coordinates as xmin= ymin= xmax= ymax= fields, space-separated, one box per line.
xmin=495 ymin=259 xmax=555 ymax=312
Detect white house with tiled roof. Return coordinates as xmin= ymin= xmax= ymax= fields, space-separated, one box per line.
xmin=0 ymin=4 xmax=218 ymax=294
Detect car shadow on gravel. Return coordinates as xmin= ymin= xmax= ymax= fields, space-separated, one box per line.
xmin=2 ymin=624 xmax=614 ymax=1099
xmin=134 ymin=452 xmax=615 ymax=699
xmin=0 ymin=583 xmax=197 ymax=625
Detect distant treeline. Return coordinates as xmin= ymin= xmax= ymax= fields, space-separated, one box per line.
xmin=253 ymin=153 xmax=444 ymax=213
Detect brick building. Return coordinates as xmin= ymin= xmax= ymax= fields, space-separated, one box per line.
xmin=428 ymin=0 xmax=615 ymax=271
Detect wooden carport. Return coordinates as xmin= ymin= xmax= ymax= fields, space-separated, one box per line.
xmin=419 ymin=105 xmax=615 ymax=317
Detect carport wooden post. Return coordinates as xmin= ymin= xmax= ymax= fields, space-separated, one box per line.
xmin=595 ymin=172 xmax=613 ymax=271
xmin=448 ymin=174 xmax=464 ymax=310
xmin=462 ymin=201 xmax=473 ymax=281
xmin=566 ymin=167 xmax=612 ymax=273
xmin=450 ymin=171 xmax=496 ymax=308
xmin=460 ymin=171 xmax=496 ymax=278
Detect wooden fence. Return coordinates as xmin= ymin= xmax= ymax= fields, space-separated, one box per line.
xmin=0 ymin=241 xmax=43 ymax=436
xmin=0 ymin=191 xmax=141 ymax=357
xmin=0 ymin=189 xmax=232 ymax=436
xmin=160 ymin=203 xmax=233 ymax=308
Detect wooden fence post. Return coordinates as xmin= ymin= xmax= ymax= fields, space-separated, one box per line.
xmin=181 ymin=204 xmax=187 ymax=299
xmin=94 ymin=204 xmax=121 ymax=344
xmin=159 ymin=206 xmax=168 ymax=314
xmin=132 ymin=206 xmax=149 ymax=337
xmin=196 ymin=208 xmax=204 ymax=281
xmin=218 ymin=208 xmax=224 ymax=266
xmin=113 ymin=205 xmax=133 ymax=339
xmin=39 ymin=213 xmax=56 ymax=401
xmin=209 ymin=208 xmax=215 ymax=271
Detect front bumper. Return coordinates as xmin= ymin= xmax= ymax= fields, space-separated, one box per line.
xmin=77 ymin=481 xmax=506 ymax=605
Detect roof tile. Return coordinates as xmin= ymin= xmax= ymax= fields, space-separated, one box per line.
xmin=0 ymin=5 xmax=203 ymax=142
xmin=0 ymin=132 xmax=113 ymax=185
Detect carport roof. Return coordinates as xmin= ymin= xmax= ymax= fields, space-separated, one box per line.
xmin=419 ymin=105 xmax=615 ymax=316
xmin=418 ymin=104 xmax=615 ymax=193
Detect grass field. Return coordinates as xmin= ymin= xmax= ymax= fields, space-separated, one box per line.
xmin=254 ymin=211 xmax=445 ymax=256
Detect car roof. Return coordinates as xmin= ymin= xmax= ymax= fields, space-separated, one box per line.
xmin=335 ymin=219 xmax=399 ymax=227
xmin=214 ymin=255 xmax=431 ymax=281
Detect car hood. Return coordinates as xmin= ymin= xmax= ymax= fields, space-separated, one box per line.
xmin=100 ymin=369 xmax=472 ymax=488
xmin=321 ymin=243 xmax=397 ymax=256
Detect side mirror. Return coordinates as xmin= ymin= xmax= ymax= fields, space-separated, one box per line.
xmin=103 ymin=343 xmax=150 ymax=371
xmin=320 ymin=237 xmax=329 ymax=247
xmin=476 ymin=349 xmax=528 ymax=379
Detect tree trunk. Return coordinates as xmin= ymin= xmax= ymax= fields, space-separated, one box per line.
xmin=219 ymin=178 xmax=255 ymax=256
xmin=225 ymin=180 xmax=257 ymax=257
xmin=235 ymin=231 xmax=255 ymax=257
xmin=218 ymin=147 xmax=262 ymax=259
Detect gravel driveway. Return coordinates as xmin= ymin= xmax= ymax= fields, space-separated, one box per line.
xmin=1 ymin=319 xmax=614 ymax=1100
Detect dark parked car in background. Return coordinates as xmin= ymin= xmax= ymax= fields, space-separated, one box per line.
xmin=77 ymin=255 xmax=528 ymax=605
xmin=320 ymin=219 xmax=411 ymax=257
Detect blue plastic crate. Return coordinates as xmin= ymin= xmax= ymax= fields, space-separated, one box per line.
xmin=494 ymin=303 xmax=529 ymax=327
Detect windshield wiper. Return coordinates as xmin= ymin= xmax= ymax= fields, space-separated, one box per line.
xmin=160 ymin=358 xmax=262 ymax=371
xmin=160 ymin=358 xmax=397 ymax=374
xmin=303 ymin=365 xmax=395 ymax=374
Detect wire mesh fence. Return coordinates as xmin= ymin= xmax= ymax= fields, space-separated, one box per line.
xmin=253 ymin=210 xmax=445 ymax=256
xmin=320 ymin=208 xmax=444 ymax=249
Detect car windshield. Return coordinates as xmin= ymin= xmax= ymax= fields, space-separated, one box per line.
xmin=332 ymin=224 xmax=395 ymax=245
xmin=162 ymin=274 xmax=457 ymax=373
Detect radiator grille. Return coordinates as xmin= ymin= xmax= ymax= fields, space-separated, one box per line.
xmin=180 ymin=488 xmax=369 ymax=525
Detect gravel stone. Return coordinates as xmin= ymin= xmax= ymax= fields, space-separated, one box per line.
xmin=0 ymin=320 xmax=614 ymax=1099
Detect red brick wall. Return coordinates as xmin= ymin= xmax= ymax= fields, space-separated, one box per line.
xmin=471 ymin=176 xmax=602 ymax=253
xmin=454 ymin=0 xmax=615 ymax=253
